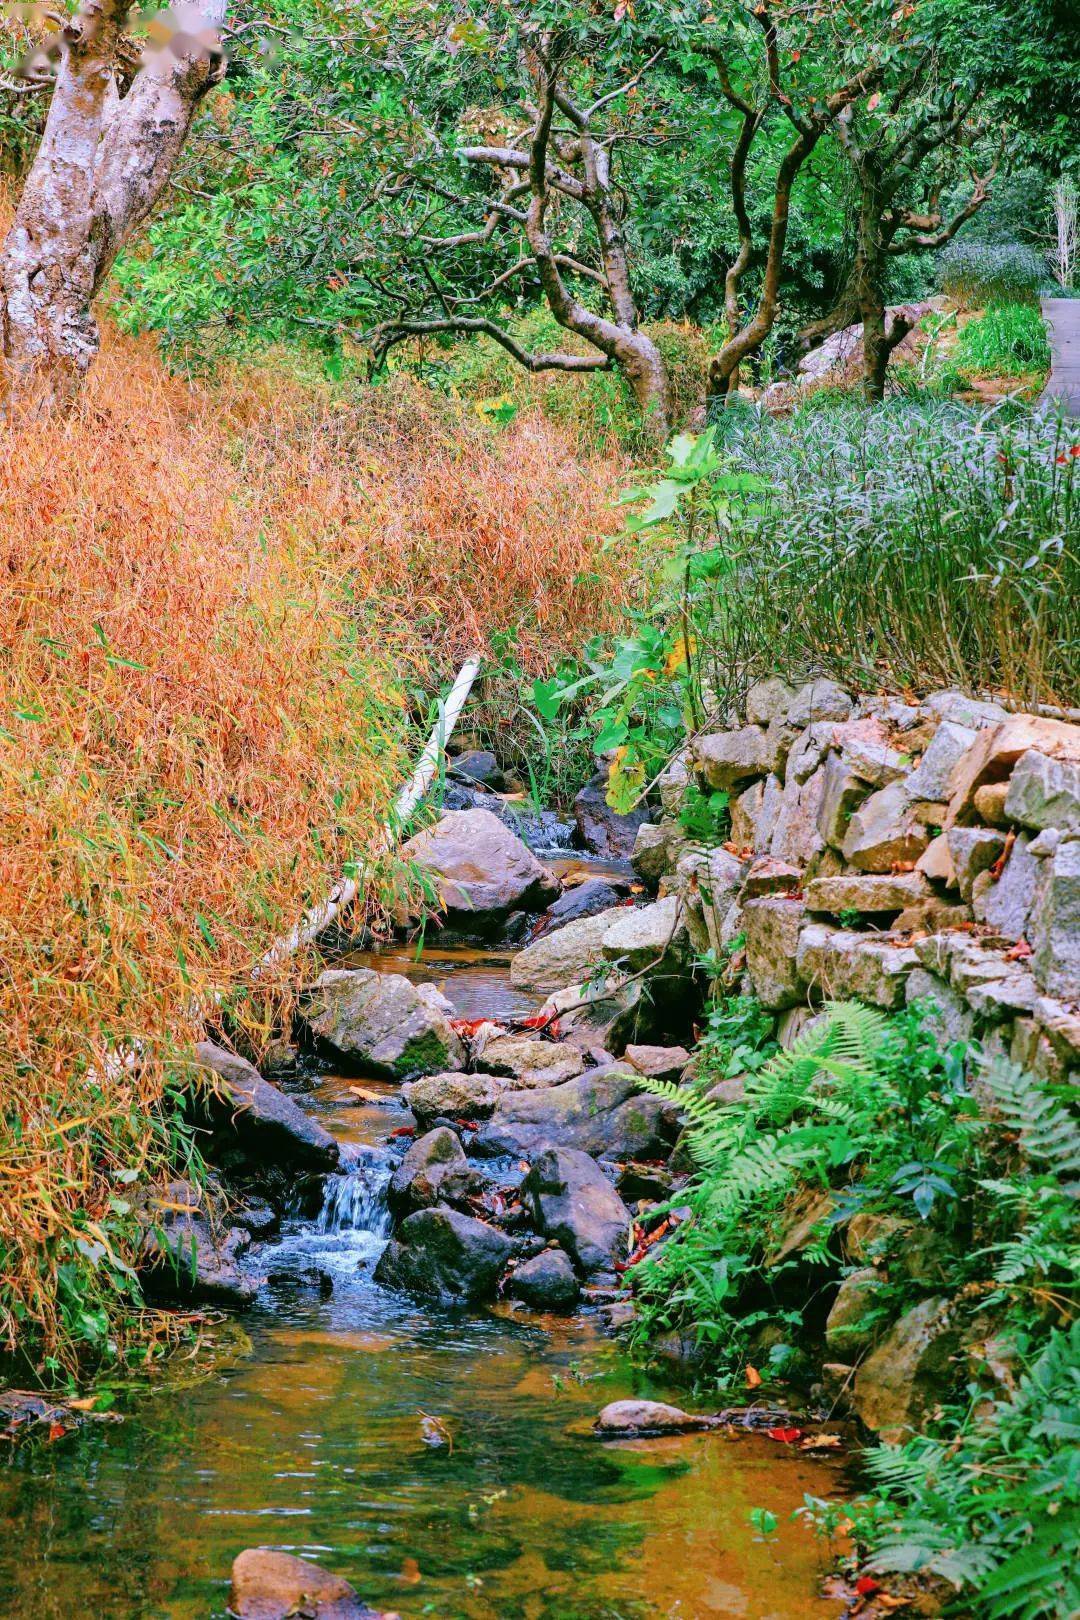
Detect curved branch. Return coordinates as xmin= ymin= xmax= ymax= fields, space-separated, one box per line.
xmin=370 ymin=316 xmax=611 ymax=374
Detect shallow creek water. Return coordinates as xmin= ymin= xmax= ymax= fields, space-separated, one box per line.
xmin=0 ymin=895 xmax=850 ymax=1620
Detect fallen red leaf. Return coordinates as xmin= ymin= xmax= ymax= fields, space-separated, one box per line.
xmin=389 ymin=1125 xmax=415 ymax=1139
xmin=766 ymin=1426 xmax=802 ymax=1443
xmin=46 ymin=1421 xmax=65 ymax=1443
xmin=855 ymin=1575 xmax=881 ymax=1596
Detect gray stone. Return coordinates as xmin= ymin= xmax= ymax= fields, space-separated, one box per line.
xmin=1034 ymin=996 xmax=1080 ymax=1076
xmin=694 ymin=726 xmax=774 ymax=790
xmin=784 ymin=722 xmax=837 ymax=785
xmin=730 ymin=779 xmax=764 ymax=849
xmin=194 ymin=1042 xmax=339 ymax=1171
xmin=973 ymin=780 xmax=1012 ymax=826
xmin=853 ymin=1297 xmax=961 ymax=1441
xmin=971 ymin=833 xmax=1042 ymax=940
xmin=924 ymin=690 xmax=1007 ymax=730
xmin=509 ymin=1247 xmax=580 ymax=1311
xmin=1004 ymin=750 xmax=1080 ymax=834
xmin=509 ymin=907 xmax=623 ymax=992
xmin=574 ymin=763 xmax=652 ymax=860
xmin=230 ymin=1549 xmax=385 ymax=1620
xmin=471 ymin=1068 xmax=676 ymax=1160
xmin=449 ymin=749 xmax=505 ymax=790
xmin=601 ymin=894 xmax=688 ymax=971
xmin=594 ymin=1400 xmax=716 ymax=1436
xmin=631 ymin=822 xmax=676 ymax=885
xmin=771 ymin=764 xmax=828 ymax=866
xmin=522 ymin=1146 xmax=630 ymax=1277
xmin=842 ymin=780 xmax=929 ymax=872
xmin=401 ymin=807 xmax=559 ymax=919
xmin=796 ymin=926 xmax=918 ymax=1009
xmin=754 ymin=773 xmax=785 ymax=854
xmin=138 ymin=1179 xmax=259 ymax=1308
xmin=374 ymin=1204 xmax=513 ymax=1304
xmin=1029 ymin=829 xmax=1062 ymax=858
xmin=539 ymin=973 xmax=650 ymax=1053
xmin=742 ymin=897 xmax=807 ymax=1009
xmin=388 ymin=1127 xmax=479 ymax=1216
xmin=534 ymin=876 xmax=631 ymax=934
xmin=1030 ymin=838 xmax=1080 ymax=1001
xmin=624 ymin=1044 xmax=691 ymax=1080
xmin=905 ymin=969 xmax=974 ymax=1047
xmin=946 ymin=827 xmax=1007 ymax=900
xmin=746 ymin=676 xmax=795 ymax=726
xmin=400 ymin=1071 xmax=499 ymax=1131
xmin=475 ymin=1036 xmax=584 ymax=1086
xmin=804 ymin=872 xmax=930 ymax=915
xmin=787 ymin=679 xmax=853 ymax=727
xmin=906 ymin=721 xmax=977 ymax=801
xmin=657 ymin=749 xmax=691 ymax=814
xmin=741 ymin=857 xmax=802 ymax=899
xmin=825 ymin=1268 xmax=887 ymax=1355
xmin=965 ymin=969 xmax=1038 ymax=1022
xmin=916 ymin=834 xmax=958 ymax=888
xmin=816 ymin=751 xmax=870 ymax=848
xmin=302 ymin=971 xmax=464 ymax=1079
xmin=946 ymin=715 xmax=1080 ymax=825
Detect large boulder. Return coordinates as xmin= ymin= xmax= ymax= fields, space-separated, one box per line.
xmin=532 ymin=876 xmax=630 ymax=934
xmin=230 ymin=1550 xmax=388 ymax=1620
xmin=1004 ymin=749 xmax=1080 ymax=834
xmin=475 ymin=1035 xmax=584 ymax=1087
xmin=508 ymin=1246 xmax=580 ymax=1311
xmin=786 ymin=679 xmax=853 ymax=727
xmin=842 ymin=780 xmax=930 ymax=872
xmin=600 ymin=894 xmax=688 ymax=971
xmin=509 ymin=907 xmax=624 ymax=992
xmin=194 ymin=1042 xmax=339 ymax=1172
xmin=594 ymin=1400 xmax=717 ymax=1437
xmin=1029 ymin=837 xmax=1080 ymax=1001
xmin=400 ymin=1071 xmax=499 ymax=1132
xmin=852 ymin=1297 xmax=961 ymax=1441
xmin=796 ymin=925 xmax=917 ymax=1010
xmin=742 ymin=898 xmax=807 ymax=1010
xmin=573 ymin=763 xmax=652 ymax=860
xmin=471 ymin=1068 xmax=676 ymax=1160
xmin=947 ymin=714 xmax=1080 ymax=824
xmin=301 ymin=970 xmax=464 ymax=1079
xmin=137 ymin=1180 xmax=260 ymax=1308
xmin=387 ymin=1127 xmax=478 ymax=1216
xmin=522 ymin=1146 xmax=630 ymax=1277
xmin=539 ymin=973 xmax=651 ymax=1054
xmin=373 ymin=1204 xmax=512 ymax=1304
xmin=694 ymin=726 xmax=776 ymax=790
xmin=401 ymin=808 xmax=560 ymax=921
xmin=825 ymin=1268 xmax=888 ymax=1356
xmin=803 ymin=872 xmax=930 ymax=916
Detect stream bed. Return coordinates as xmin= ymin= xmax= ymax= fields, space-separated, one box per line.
xmin=0 ymin=935 xmax=851 ymax=1619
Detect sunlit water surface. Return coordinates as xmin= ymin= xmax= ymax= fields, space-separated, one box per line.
xmin=0 ymin=938 xmax=849 ymax=1619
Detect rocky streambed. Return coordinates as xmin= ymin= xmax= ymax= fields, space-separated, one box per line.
xmin=0 ymin=804 xmax=855 ymax=1619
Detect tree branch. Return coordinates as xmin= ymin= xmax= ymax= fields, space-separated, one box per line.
xmin=370 ymin=315 xmax=612 ymax=374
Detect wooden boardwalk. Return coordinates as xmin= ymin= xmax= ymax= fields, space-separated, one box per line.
xmin=1042 ymin=298 xmax=1080 ymax=416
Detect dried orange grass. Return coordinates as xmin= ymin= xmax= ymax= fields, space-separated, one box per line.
xmin=0 ymin=327 xmax=629 ymax=1369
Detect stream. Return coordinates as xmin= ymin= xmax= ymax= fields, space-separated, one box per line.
xmin=0 ymin=879 xmax=851 ymax=1619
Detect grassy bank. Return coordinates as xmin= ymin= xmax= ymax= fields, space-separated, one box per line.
xmin=0 ymin=330 xmax=631 ymax=1378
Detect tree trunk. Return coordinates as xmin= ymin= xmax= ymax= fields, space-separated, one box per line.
xmin=0 ymin=0 xmax=227 ymax=415
xmin=617 ymin=328 xmax=671 ymax=442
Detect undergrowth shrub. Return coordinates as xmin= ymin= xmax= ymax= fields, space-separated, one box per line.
xmin=944 ymin=303 xmax=1052 ymax=382
xmin=0 ymin=327 xmax=631 ymax=1377
xmin=939 ymin=240 xmax=1047 ymax=309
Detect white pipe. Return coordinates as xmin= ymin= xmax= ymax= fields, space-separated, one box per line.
xmin=258 ymin=653 xmax=483 ymax=970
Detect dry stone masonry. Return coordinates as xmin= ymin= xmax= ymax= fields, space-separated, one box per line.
xmin=632 ymin=679 xmax=1080 ymax=1084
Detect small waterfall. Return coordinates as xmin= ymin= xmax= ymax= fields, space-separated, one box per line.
xmin=316 ymin=1143 xmax=393 ymax=1239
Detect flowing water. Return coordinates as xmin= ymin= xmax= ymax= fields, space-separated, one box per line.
xmin=0 ymin=930 xmax=851 ymax=1619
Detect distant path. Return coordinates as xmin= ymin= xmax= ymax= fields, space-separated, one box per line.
xmin=1041 ymin=298 xmax=1080 ymax=417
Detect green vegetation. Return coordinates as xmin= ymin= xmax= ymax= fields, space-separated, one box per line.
xmin=939 ymin=241 xmax=1048 ymax=309
xmin=946 ymin=303 xmax=1053 ymax=381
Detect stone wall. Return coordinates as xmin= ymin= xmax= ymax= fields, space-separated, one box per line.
xmin=632 ymin=678 xmax=1080 ymax=1083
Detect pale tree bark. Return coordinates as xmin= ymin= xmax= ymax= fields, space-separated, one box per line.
xmin=1 ymin=0 xmax=228 ymax=415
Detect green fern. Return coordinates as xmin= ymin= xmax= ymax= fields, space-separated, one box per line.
xmin=980 ymin=1056 xmax=1080 ymax=1178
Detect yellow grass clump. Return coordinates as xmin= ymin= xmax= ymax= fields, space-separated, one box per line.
xmin=0 ymin=328 xmax=630 ymax=1374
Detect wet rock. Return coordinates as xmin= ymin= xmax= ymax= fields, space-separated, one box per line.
xmin=743 ymin=897 xmax=807 ymax=1010
xmin=388 ymin=1127 xmax=478 ymax=1216
xmin=694 ymin=726 xmax=775 ymax=790
xmin=1030 ymin=837 xmax=1080 ymax=1002
xmin=825 ymin=1268 xmax=887 ymax=1355
xmin=946 ymin=826 xmax=1007 ymax=900
xmin=509 ymin=907 xmax=623 ymax=992
xmin=540 ymin=973 xmax=651 ymax=1054
xmin=374 ymin=1204 xmax=513 ymax=1304
xmin=448 ymin=749 xmax=505 ymax=790
xmin=194 ymin=1042 xmax=340 ymax=1172
xmin=594 ymin=1399 xmax=716 ymax=1436
xmin=842 ymin=780 xmax=929 ymax=872
xmin=787 ymin=679 xmax=853 ymax=727
xmin=534 ymin=877 xmax=630 ymax=935
xmin=623 ymin=1044 xmax=690 ymax=1081
xmin=402 ymin=808 xmax=560 ymax=921
xmin=400 ymin=1071 xmax=499 ymax=1132
xmin=852 ymin=1297 xmax=961 ymax=1442
xmin=947 ymin=714 xmax=1080 ymax=825
xmin=746 ymin=676 xmax=795 ymax=727
xmin=138 ymin=1180 xmax=260 ymax=1308
xmin=522 ymin=1146 xmax=630 ymax=1278
xmin=472 ymin=1068 xmax=676 ymax=1161
xmin=803 ymin=872 xmax=930 ymax=916
xmin=230 ymin=1549 xmax=389 ymax=1619
xmin=573 ymin=763 xmax=652 ymax=860
xmin=302 ymin=971 xmax=464 ymax=1080
xmin=601 ymin=894 xmax=689 ymax=971
xmin=905 ymin=721 xmax=976 ymax=802
xmin=233 ymin=1198 xmax=279 ymax=1239
xmin=796 ymin=926 xmax=917 ymax=1010
xmin=508 ymin=1246 xmax=580 ymax=1311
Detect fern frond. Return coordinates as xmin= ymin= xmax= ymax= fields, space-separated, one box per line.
xmin=980 ymin=1057 xmax=1080 ymax=1177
